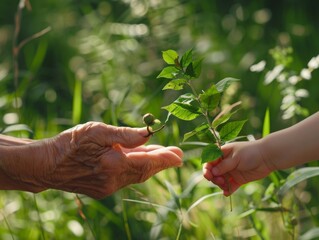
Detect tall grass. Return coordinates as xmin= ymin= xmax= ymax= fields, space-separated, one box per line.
xmin=1 ymin=0 xmax=319 ymax=239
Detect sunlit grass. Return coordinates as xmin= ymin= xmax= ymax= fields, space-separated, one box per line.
xmin=1 ymin=0 xmax=319 ymax=239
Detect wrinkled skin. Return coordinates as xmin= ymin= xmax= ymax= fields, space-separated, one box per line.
xmin=2 ymin=122 xmax=183 ymax=199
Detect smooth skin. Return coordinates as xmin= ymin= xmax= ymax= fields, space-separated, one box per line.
xmin=203 ymin=112 xmax=319 ymax=196
xmin=0 ymin=122 xmax=183 ymax=199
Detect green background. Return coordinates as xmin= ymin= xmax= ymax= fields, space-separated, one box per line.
xmin=0 ymin=0 xmax=319 ymax=239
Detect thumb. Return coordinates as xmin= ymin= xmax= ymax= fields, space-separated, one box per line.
xmin=107 ymin=126 xmax=150 ymax=148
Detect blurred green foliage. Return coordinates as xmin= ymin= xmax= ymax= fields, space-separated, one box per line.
xmin=1 ymin=0 xmax=319 ymax=239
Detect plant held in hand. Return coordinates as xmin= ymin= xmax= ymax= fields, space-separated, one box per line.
xmin=155 ymin=49 xmax=246 ymax=164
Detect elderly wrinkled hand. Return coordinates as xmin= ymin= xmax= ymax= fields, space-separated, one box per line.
xmin=0 ymin=122 xmax=183 ymax=199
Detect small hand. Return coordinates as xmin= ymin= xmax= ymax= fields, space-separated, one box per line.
xmin=203 ymin=141 xmax=272 ymax=196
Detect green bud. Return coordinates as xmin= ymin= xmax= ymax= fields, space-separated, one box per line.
xmin=143 ymin=113 xmax=156 ymax=126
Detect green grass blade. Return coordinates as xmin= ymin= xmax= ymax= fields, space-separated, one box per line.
xmin=262 ymin=108 xmax=281 ymax=187
xmin=262 ymin=108 xmax=270 ymax=137
xmin=122 ymin=199 xmax=176 ymax=212
xmin=277 ymin=167 xmax=319 ymax=199
xmin=72 ymin=79 xmax=82 ymax=124
xmin=187 ymin=192 xmax=223 ymax=213
xmin=299 ymin=227 xmax=319 ymax=240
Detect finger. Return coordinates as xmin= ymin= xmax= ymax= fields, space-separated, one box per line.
xmin=202 ymin=159 xmax=222 ymax=181
xmin=121 ymin=146 xmax=183 ymax=159
xmin=148 ymin=147 xmax=183 ymax=166
xmin=205 ymin=158 xmax=222 ymax=169
xmin=209 ymin=176 xmax=226 ymax=187
xmin=203 ymin=163 xmax=214 ymax=180
xmin=126 ymin=147 xmax=183 ymax=174
xmin=211 ymin=156 xmax=237 ymax=177
xmin=165 ymin=146 xmax=183 ymax=159
xmin=121 ymin=144 xmax=168 ymax=153
xmin=121 ymin=148 xmax=183 ymax=185
xmin=105 ymin=125 xmax=150 ymax=148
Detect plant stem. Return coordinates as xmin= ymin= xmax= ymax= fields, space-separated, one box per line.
xmin=187 ymin=80 xmax=222 ymax=146
xmin=121 ymin=198 xmax=132 ymax=240
xmin=187 ymin=80 xmax=199 ymax=97
xmin=1 ymin=211 xmax=14 ymax=240
xmin=75 ymin=194 xmax=97 ymax=239
xmin=33 ymin=195 xmax=46 ymax=240
xmin=225 ymin=177 xmax=233 ymax=212
xmin=145 ymin=124 xmax=165 ymax=137
xmin=188 ymin=80 xmax=233 ymax=212
xmin=205 ymin=114 xmax=222 ymax=147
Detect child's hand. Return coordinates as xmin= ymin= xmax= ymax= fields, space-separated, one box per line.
xmin=203 ymin=140 xmax=273 ymax=196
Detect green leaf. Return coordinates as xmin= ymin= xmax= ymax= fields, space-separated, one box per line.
xmin=215 ymin=77 xmax=239 ymax=92
xmin=162 ymin=93 xmax=201 ymax=121
xmin=183 ymin=123 xmax=209 ymax=142
xmin=212 ymin=101 xmax=241 ymax=128
xmin=262 ymin=182 xmax=276 ymax=201
xmin=212 ymin=111 xmax=237 ymax=129
xmin=219 ymin=120 xmax=246 ymax=142
xmin=201 ymin=144 xmax=222 ymax=164
xmin=162 ymin=78 xmax=187 ymax=90
xmin=181 ymin=49 xmax=193 ymax=69
xmin=183 ymin=125 xmax=215 ymax=143
xmin=277 ymin=167 xmax=319 ymax=199
xmin=185 ymin=59 xmax=202 ymax=78
xmin=199 ymin=84 xmax=220 ymax=111
xmin=162 ymin=50 xmax=179 ymax=65
xmin=197 ymin=129 xmax=216 ymax=143
xmin=157 ymin=66 xmax=179 ymax=79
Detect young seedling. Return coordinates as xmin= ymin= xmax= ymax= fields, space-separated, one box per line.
xmin=149 ymin=49 xmax=247 ymax=210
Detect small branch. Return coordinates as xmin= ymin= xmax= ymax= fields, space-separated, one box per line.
xmin=187 ymin=81 xmax=199 ymax=97
xmin=17 ymin=26 xmax=52 ymax=51
xmin=203 ymin=112 xmax=221 ymax=147
xmin=12 ymin=0 xmax=51 ymax=122
xmin=13 ymin=0 xmax=26 ymax=89
xmin=214 ymin=101 xmax=242 ymax=123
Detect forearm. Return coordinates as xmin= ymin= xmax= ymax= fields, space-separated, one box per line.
xmin=261 ymin=112 xmax=319 ymax=171
xmin=0 ymin=143 xmax=47 ymax=192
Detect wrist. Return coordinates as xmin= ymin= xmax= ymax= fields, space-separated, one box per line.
xmin=258 ymin=137 xmax=279 ymax=172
